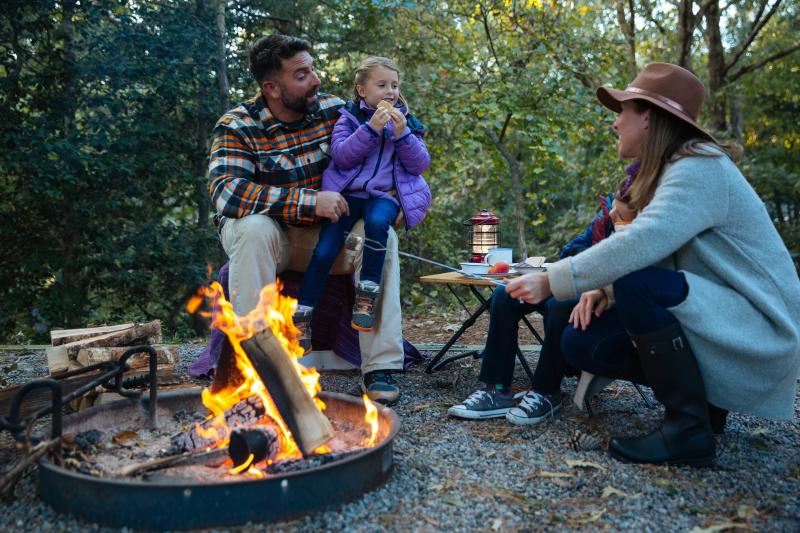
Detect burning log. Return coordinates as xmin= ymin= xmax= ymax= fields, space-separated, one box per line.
xmin=169 ymin=395 xmax=266 ymax=453
xmin=266 ymin=449 xmax=363 ymax=475
xmin=241 ymin=328 xmax=334 ymax=457
xmin=228 ymin=427 xmax=279 ymax=468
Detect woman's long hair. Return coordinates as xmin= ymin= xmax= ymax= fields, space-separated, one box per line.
xmin=626 ymin=101 xmax=743 ymax=211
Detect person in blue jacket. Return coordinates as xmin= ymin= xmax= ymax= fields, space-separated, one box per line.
xmin=448 ymin=165 xmax=641 ymax=425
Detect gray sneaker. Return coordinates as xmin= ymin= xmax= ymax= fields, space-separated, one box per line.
xmin=506 ymin=391 xmax=562 ymax=425
xmin=448 ymin=389 xmax=516 ymax=420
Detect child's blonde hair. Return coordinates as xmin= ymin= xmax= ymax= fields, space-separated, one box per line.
xmin=353 ymin=56 xmax=406 ymax=106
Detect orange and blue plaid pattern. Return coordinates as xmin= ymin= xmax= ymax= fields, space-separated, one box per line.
xmin=209 ymin=92 xmax=344 ymax=226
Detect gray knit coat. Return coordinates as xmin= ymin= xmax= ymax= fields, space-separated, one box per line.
xmin=548 ymin=147 xmax=800 ymax=420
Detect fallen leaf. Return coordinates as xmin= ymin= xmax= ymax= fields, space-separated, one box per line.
xmin=570 ymin=508 xmax=606 ymax=524
xmin=689 ymin=522 xmax=752 ymax=533
xmin=443 ymin=323 xmax=461 ymax=332
xmin=536 ymin=471 xmax=574 ymax=478
xmin=485 ymin=450 xmax=496 ymax=458
xmin=737 ymin=505 xmax=758 ymax=519
xmin=550 ymin=478 xmax=572 ymax=487
xmin=112 ymin=430 xmax=139 ymax=446
xmin=566 ymin=459 xmax=606 ymax=471
xmin=491 ymin=518 xmax=503 ymax=531
xmin=441 ymin=496 xmax=466 ymax=507
xmin=601 ymin=485 xmax=637 ymax=498
xmin=430 ymin=483 xmax=444 ymax=491
xmin=422 ymin=516 xmax=441 ymax=527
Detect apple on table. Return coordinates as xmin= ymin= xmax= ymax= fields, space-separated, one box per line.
xmin=487 ymin=260 xmax=509 ymax=274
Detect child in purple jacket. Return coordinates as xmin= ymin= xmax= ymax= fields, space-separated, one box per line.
xmin=295 ymin=57 xmax=432 ymax=348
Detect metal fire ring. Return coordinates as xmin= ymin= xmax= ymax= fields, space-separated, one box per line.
xmin=38 ymin=388 xmax=400 ymax=530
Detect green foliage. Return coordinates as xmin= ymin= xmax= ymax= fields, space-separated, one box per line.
xmin=0 ymin=0 xmax=797 ymax=340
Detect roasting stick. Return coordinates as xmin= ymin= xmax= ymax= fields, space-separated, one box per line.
xmin=343 ymin=233 xmax=508 ymax=286
xmin=116 ymin=447 xmax=228 ymax=477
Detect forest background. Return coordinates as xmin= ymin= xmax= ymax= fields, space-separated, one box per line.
xmin=1 ymin=0 xmax=797 ymax=342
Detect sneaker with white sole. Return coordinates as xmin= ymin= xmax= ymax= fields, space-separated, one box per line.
xmin=506 ymin=391 xmax=562 ymax=425
xmin=448 ymin=389 xmax=516 ymax=420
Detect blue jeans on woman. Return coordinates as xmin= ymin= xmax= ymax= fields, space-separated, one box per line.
xmin=298 ymin=195 xmax=398 ymax=308
xmin=560 ymin=266 xmax=689 ymax=379
xmin=477 ymin=288 xmax=578 ymax=394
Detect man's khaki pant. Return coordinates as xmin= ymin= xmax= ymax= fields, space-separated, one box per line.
xmin=220 ymin=215 xmax=404 ymax=374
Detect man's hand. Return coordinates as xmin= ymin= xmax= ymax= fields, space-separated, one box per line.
xmin=505 ymin=272 xmax=551 ymax=304
xmin=568 ymin=289 xmax=607 ymax=331
xmin=315 ymin=191 xmax=349 ymax=222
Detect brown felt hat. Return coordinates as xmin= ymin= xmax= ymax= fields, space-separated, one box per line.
xmin=597 ymin=62 xmax=713 ymax=139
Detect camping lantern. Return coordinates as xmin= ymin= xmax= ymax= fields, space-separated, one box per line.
xmin=464 ymin=209 xmax=500 ymax=263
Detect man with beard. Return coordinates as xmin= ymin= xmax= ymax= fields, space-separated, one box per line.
xmin=208 ymin=34 xmax=405 ymax=402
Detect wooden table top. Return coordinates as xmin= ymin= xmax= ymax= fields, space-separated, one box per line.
xmin=418 ymin=271 xmax=512 ymax=287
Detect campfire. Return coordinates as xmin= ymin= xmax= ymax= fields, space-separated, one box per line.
xmin=177 ymin=279 xmax=380 ymax=475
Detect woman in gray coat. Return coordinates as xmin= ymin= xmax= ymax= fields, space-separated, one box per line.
xmin=506 ymin=63 xmax=800 ymax=467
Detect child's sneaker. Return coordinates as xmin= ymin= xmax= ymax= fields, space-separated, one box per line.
xmin=506 ymin=391 xmax=562 ymax=425
xmin=362 ymin=370 xmax=399 ymax=404
xmin=448 ymin=389 xmax=516 ymax=419
xmin=292 ymin=305 xmax=313 ymax=354
xmin=351 ymin=280 xmax=380 ymax=331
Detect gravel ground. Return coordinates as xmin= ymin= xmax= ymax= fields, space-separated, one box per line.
xmin=1 ymin=335 xmax=798 ymax=532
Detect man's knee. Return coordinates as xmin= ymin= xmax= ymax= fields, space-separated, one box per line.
xmin=229 ymin=214 xmax=282 ymax=248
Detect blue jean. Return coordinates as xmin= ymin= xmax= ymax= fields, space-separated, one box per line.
xmin=561 ymin=266 xmax=689 ymax=378
xmin=298 ymin=195 xmax=398 ymax=308
xmin=478 ymin=287 xmax=579 ymax=394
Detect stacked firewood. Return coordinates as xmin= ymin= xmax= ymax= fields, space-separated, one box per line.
xmin=45 ymin=321 xmax=179 ymax=409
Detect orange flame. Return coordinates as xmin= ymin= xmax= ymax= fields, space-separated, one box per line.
xmin=189 ymin=281 xmax=322 ymax=459
xmin=187 ymin=280 xmax=382 ymax=471
xmin=362 ymin=395 xmax=379 ymax=447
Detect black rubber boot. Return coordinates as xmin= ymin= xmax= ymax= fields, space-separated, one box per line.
xmin=608 ymin=323 xmax=715 ymax=467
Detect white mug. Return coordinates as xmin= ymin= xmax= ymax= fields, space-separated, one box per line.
xmin=484 ymin=247 xmax=513 ymax=265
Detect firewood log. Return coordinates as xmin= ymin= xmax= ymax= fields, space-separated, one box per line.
xmin=228 ymin=427 xmax=279 ymax=467
xmin=241 ymin=328 xmax=334 ymax=456
xmin=169 ymin=395 xmax=266 ymax=453
xmin=50 ymin=323 xmax=136 ymax=346
xmin=76 ymin=344 xmax=177 ymax=368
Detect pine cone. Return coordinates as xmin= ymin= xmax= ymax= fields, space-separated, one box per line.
xmin=568 ymin=429 xmax=601 ymax=452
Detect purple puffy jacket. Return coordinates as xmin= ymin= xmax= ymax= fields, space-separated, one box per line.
xmin=321 ymin=101 xmax=432 ymax=229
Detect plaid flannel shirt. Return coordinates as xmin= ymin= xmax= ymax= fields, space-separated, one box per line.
xmin=209 ymin=92 xmax=344 ymax=227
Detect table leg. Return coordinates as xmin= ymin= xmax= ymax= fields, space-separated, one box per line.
xmin=424 ymin=286 xmax=491 ymax=373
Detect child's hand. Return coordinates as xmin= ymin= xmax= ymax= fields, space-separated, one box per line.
xmin=369 ymin=107 xmax=391 ymax=131
xmin=610 ymin=193 xmax=636 ymax=225
xmin=393 ymin=210 xmax=405 ymax=228
xmin=389 ymin=109 xmax=407 ymax=136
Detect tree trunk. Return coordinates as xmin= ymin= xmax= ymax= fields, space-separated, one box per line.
xmin=483 ymin=126 xmax=528 ymax=259
xmin=676 ymin=0 xmax=695 ymax=68
xmin=215 ymin=0 xmax=230 ymax=114
xmin=704 ymin=0 xmax=727 ymax=132
xmin=615 ymin=0 xmax=637 ymax=76
xmin=195 ymin=0 xmax=211 ymax=229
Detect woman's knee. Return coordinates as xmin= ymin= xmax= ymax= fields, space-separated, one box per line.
xmin=560 ymin=327 xmax=588 ymax=369
xmin=612 ymin=268 xmax=653 ymax=306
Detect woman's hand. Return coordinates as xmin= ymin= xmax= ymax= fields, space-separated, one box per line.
xmin=568 ymin=289 xmax=608 ymax=331
xmin=390 ymin=109 xmax=408 ymax=136
xmin=505 ymin=272 xmax=551 ymax=304
xmin=369 ymin=107 xmax=391 ymax=131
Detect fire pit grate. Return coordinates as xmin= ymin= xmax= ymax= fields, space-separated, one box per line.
xmin=37 ymin=387 xmax=399 ymax=530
